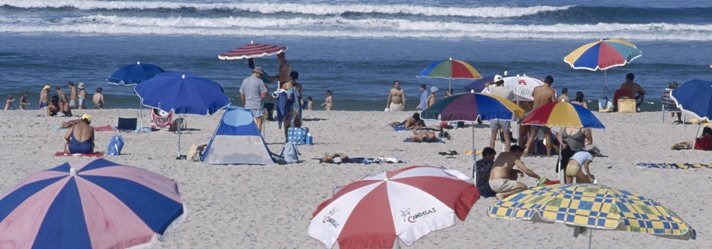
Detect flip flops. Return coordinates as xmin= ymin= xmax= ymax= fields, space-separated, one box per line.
xmin=438 ymin=150 xmax=458 ymax=156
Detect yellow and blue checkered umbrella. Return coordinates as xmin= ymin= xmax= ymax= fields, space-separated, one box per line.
xmin=488 ymin=184 xmax=696 ymax=241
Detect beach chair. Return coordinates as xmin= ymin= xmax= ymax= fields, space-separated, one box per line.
xmin=117 ymin=117 xmax=138 ymax=131
xmin=151 ymin=108 xmax=173 ymax=130
xmin=661 ymin=88 xmax=683 ymax=123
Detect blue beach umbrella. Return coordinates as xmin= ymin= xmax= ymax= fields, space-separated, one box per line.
xmin=134 ymin=72 xmax=230 ymax=158
xmin=107 ymin=61 xmax=165 ymax=86
xmin=671 ymin=79 xmax=712 ymax=121
xmin=463 ymin=75 xmax=495 ymax=93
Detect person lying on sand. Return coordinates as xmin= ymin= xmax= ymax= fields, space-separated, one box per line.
xmin=409 ymin=130 xmax=438 ymax=142
xmin=489 ymin=145 xmax=542 ymax=199
xmin=390 ymin=112 xmax=426 ymax=130
xmin=321 ymin=153 xmax=349 ymax=163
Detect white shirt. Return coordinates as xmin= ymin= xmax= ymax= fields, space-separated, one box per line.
xmin=571 ymin=151 xmax=593 ymax=165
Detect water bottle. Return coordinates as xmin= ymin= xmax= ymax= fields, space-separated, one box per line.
xmin=306 ymin=133 xmax=313 ymax=145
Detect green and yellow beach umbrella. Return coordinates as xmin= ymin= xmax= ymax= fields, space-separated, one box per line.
xmin=488 ymin=184 xmax=695 ymax=248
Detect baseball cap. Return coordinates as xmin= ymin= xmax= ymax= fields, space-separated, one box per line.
xmin=81 ymin=113 xmax=92 ymax=123
xmin=431 ymin=86 xmax=439 ymax=92
xmin=493 ymin=74 xmax=503 ymax=82
xmin=252 ymin=66 xmax=264 ymax=74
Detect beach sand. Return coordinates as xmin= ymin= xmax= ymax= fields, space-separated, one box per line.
xmin=1 ymin=109 xmax=710 ymax=248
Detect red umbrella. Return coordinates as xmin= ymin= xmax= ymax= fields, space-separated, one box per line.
xmin=307 ymin=166 xmax=479 ymax=249
xmin=218 ymin=41 xmax=287 ymax=60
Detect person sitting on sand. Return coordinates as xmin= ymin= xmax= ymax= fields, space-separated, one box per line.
xmin=47 ymin=95 xmax=71 ymax=116
xmin=63 ymin=113 xmax=95 ymax=154
xmin=321 ymin=90 xmax=333 ymax=111
xmin=564 ymin=145 xmax=600 ymax=184
xmin=489 ymin=145 xmax=542 ymax=199
xmin=475 ymin=147 xmax=497 ymax=198
xmin=571 ymin=91 xmax=588 ymax=109
xmin=694 ymin=127 xmax=712 ymax=151
xmin=409 ymin=130 xmax=438 ymax=142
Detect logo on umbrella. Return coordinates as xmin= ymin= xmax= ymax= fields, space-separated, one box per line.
xmin=402 ymin=208 xmax=437 ymax=223
xmin=322 ymin=208 xmax=340 ymax=228
xmin=518 ymin=79 xmax=527 ymax=85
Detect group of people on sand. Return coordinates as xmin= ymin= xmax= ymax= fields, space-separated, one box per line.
xmin=386 ymin=81 xmax=454 ymax=112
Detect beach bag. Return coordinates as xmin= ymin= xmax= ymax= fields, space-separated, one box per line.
xmin=618 ymin=98 xmax=636 ymax=113
xmin=107 ymin=135 xmax=124 ymax=156
xmin=287 ymin=127 xmax=309 ymax=144
xmin=598 ymin=98 xmax=612 ymax=112
xmin=281 ymin=142 xmax=300 ymax=164
xmin=169 ymin=118 xmax=187 ymax=132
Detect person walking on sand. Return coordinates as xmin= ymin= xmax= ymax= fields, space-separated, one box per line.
xmin=39 ymin=84 xmax=50 ymax=109
xmin=427 ymin=86 xmax=438 ymax=107
xmin=4 ymin=95 xmax=15 ymax=110
xmin=489 ymin=145 xmax=542 ymax=199
xmin=487 ymin=75 xmax=514 ymax=152
xmin=240 ymin=67 xmax=268 ymax=132
xmin=19 ymin=92 xmax=29 ymax=110
xmin=417 ymin=84 xmax=428 ymax=111
xmin=77 ymin=82 xmax=87 ymax=110
xmin=322 ymin=90 xmax=333 ymax=111
xmin=523 ymin=75 xmax=557 ymax=157
xmin=270 ymin=52 xmax=292 ymax=88
xmin=68 ymin=81 xmax=78 ymax=108
xmin=385 ymin=80 xmax=405 ymax=111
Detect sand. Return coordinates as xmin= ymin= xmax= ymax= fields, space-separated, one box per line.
xmin=1 ymin=109 xmax=710 ymax=249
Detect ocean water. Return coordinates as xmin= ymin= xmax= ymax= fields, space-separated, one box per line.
xmin=1 ymin=0 xmax=711 ymax=111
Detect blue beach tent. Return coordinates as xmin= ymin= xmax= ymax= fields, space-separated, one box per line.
xmin=202 ymin=107 xmax=274 ymax=165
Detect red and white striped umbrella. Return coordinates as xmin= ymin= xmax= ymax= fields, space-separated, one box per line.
xmin=218 ymin=41 xmax=287 ymax=60
xmin=308 ymin=166 xmax=479 ymax=249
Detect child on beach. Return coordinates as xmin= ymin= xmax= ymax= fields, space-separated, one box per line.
xmin=4 ymin=95 xmax=15 ymax=110
xmin=322 ymin=90 xmax=333 ymax=111
xmin=39 ymin=84 xmax=50 ymax=109
xmin=305 ymin=96 xmax=313 ymax=110
xmin=78 ymin=82 xmax=87 ymax=110
xmin=93 ymin=87 xmax=105 ymax=108
xmin=19 ymin=92 xmax=29 ymax=110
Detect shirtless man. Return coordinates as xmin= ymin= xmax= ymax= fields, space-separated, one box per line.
xmin=270 ymin=52 xmax=292 ymax=88
xmin=67 ymin=81 xmax=78 ymax=108
xmin=523 ymin=75 xmax=557 ymax=157
xmin=93 ymin=87 xmax=105 ymax=108
xmin=39 ymin=84 xmax=50 ymax=109
xmin=619 ymin=73 xmax=646 ymax=111
xmin=56 ymin=86 xmax=67 ymax=104
xmin=385 ymin=80 xmax=405 ymax=111
xmin=488 ymin=145 xmax=542 ymax=199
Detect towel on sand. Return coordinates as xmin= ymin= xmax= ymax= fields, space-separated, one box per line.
xmin=635 ymin=162 xmax=712 ymax=169
xmin=95 ymin=125 xmax=116 ymax=132
xmin=55 ymin=151 xmax=104 ymax=157
xmin=403 ymin=138 xmax=444 ymax=143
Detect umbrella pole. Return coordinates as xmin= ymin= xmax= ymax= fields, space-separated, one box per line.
xmin=138 ymin=98 xmax=143 ymax=131
xmin=471 ymin=122 xmax=477 ymax=180
xmin=588 ymin=229 xmax=593 ymax=249
xmin=449 ymin=78 xmax=452 ymax=93
xmin=176 ymin=115 xmax=186 ymax=160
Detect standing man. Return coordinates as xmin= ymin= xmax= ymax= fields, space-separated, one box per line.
xmin=558 ymin=87 xmax=570 ymax=102
xmin=523 ymin=75 xmax=557 ymax=157
xmin=270 ymin=52 xmax=292 ymax=88
xmin=240 ymin=67 xmax=268 ymax=132
xmin=619 ymin=73 xmax=646 ymax=112
xmin=68 ymin=81 xmax=78 ymax=109
xmin=385 ymin=80 xmax=405 ymax=111
xmin=427 ymin=86 xmax=438 ymax=107
xmin=417 ymin=84 xmax=428 ymax=111
xmin=487 ymin=75 xmax=514 ymax=152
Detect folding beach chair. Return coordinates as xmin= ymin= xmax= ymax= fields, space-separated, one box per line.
xmin=117 ymin=117 xmax=138 ymax=131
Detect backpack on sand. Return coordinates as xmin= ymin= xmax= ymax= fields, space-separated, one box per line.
xmin=280 ymin=142 xmax=300 ymax=164
xmin=107 ymin=135 xmax=124 ymax=156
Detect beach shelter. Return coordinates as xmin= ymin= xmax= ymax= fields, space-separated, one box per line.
xmin=202 ymin=107 xmax=273 ymax=165
xmin=488 ymin=184 xmax=696 ymax=249
xmin=670 ymin=79 xmax=712 ymax=146
xmin=0 ymin=158 xmax=184 ymax=249
xmin=107 ymin=61 xmax=166 ymax=130
xmin=308 ymin=166 xmax=478 ymax=249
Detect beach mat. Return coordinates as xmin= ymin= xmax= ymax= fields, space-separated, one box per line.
xmin=55 ymin=151 xmax=104 ymax=157
xmin=403 ymin=138 xmax=445 ymax=143
xmin=95 ymin=125 xmax=116 ymax=132
xmin=635 ymin=162 xmax=712 ymax=169
xmin=317 ymin=157 xmax=404 ymax=164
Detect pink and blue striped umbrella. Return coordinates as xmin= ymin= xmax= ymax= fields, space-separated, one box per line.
xmin=0 ymin=158 xmax=184 ymax=249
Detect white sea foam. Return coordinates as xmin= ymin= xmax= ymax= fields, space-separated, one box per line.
xmin=0 ymin=0 xmax=571 ymax=18
xmin=1 ymin=15 xmax=712 ymax=41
